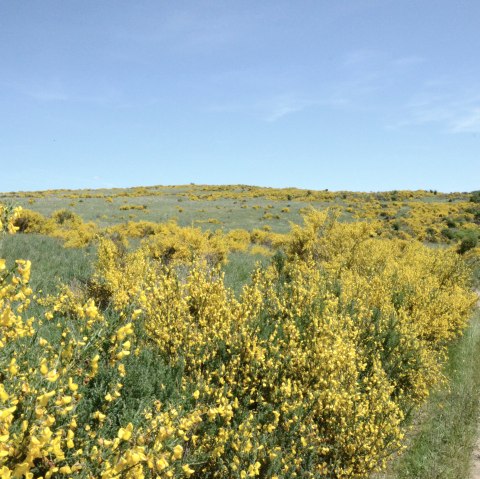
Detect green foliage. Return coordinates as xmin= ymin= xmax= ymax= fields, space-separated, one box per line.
xmin=52 ymin=208 xmax=82 ymax=225
xmin=470 ymin=191 xmax=480 ymax=203
xmin=457 ymin=231 xmax=478 ymax=255
xmin=0 ymin=233 xmax=94 ymax=294
xmin=386 ymin=310 xmax=480 ymax=479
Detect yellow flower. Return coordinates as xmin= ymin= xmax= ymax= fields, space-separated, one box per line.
xmin=117 ymin=423 xmax=133 ymax=441
xmin=68 ymin=377 xmax=78 ymax=391
xmin=46 ymin=369 xmax=59 ymax=382
xmin=0 ymin=385 xmax=9 ymax=402
xmin=39 ymin=358 xmax=48 ymax=375
xmin=172 ymin=444 xmax=183 ymax=460
xmin=0 ymin=406 xmax=16 ymax=420
xmin=93 ymin=411 xmax=106 ymax=421
xmin=66 ymin=430 xmax=75 ymax=449
xmin=182 ymin=464 xmax=195 ymax=476
xmin=8 ymin=359 xmax=18 ymax=375
xmin=156 ymin=457 xmax=169 ymax=471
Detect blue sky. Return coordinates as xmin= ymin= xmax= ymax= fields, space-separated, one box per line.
xmin=1 ymin=1 xmax=479 ymax=192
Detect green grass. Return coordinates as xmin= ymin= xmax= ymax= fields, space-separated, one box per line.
xmin=4 ymin=188 xmax=320 ymax=232
xmin=2 ymin=196 xmax=480 ymax=478
xmin=222 ymin=251 xmax=269 ymax=296
xmin=0 ymin=233 xmax=94 ymax=294
xmin=380 ymin=308 xmax=480 ymax=479
xmin=4 ymin=184 xmax=466 ymax=234
xmin=0 ymin=232 xmax=263 ymax=299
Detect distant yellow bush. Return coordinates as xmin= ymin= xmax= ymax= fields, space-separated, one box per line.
xmin=225 ymin=228 xmax=251 ymax=252
xmin=119 ymin=204 xmax=147 ymax=211
xmin=141 ymin=222 xmax=229 ymax=266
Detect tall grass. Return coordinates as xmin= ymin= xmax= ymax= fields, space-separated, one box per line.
xmin=0 ymin=233 xmax=94 ymax=293
xmin=222 ymin=251 xmax=268 ymax=295
xmin=381 ymin=308 xmax=480 ymax=479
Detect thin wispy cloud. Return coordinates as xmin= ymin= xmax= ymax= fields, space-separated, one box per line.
xmin=208 ymin=50 xmax=427 ymax=121
xmin=342 ymin=49 xmax=382 ymax=68
xmin=110 ymin=5 xmax=265 ymax=58
xmin=326 ymin=50 xmax=426 ymax=111
xmin=392 ymin=86 xmax=480 ymax=134
xmin=28 ymin=89 xmax=69 ymax=102
xmin=1 ymin=78 xmax=70 ymax=103
xmin=451 ymin=108 xmax=480 ymax=133
xmin=3 ymin=78 xmax=125 ymax=107
xmin=391 ymin=55 xmax=425 ymax=68
xmin=342 ymin=49 xmax=425 ymax=74
xmin=264 ymin=97 xmax=310 ymax=122
xmin=209 ymin=94 xmax=312 ymax=123
xmin=328 ymin=50 xmax=480 ymax=135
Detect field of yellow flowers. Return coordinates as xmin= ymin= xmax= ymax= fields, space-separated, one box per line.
xmin=1 ymin=187 xmax=479 ymax=478
xmin=4 ymin=185 xmax=480 ymax=253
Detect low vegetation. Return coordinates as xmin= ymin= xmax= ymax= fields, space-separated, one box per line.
xmin=0 ymin=186 xmax=479 ymax=478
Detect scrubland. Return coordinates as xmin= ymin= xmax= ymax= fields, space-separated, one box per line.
xmin=1 ymin=185 xmax=479 ymax=478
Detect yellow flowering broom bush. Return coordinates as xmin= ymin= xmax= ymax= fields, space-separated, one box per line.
xmin=12 ymin=208 xmax=98 ymax=248
xmin=0 ymin=206 xmax=476 ymax=478
xmin=11 ymin=187 xmax=480 ymax=255
xmin=0 ymin=205 xmax=22 ymax=236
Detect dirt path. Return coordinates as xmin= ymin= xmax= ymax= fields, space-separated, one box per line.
xmin=471 ymin=436 xmax=480 ymax=479
xmin=471 ymin=291 xmax=480 ymax=479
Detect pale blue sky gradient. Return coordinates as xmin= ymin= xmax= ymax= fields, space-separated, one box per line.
xmin=1 ymin=1 xmax=479 ymax=192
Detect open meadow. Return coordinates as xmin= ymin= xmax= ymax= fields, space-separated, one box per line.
xmin=1 ymin=185 xmax=480 ymax=478
xmin=3 ymin=0 xmax=480 ymax=476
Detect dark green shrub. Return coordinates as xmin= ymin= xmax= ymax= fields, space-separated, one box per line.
xmin=470 ymin=191 xmax=480 ymax=203
xmin=457 ymin=232 xmax=478 ymax=255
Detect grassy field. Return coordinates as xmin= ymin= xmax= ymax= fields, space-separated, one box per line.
xmin=2 ymin=185 xmax=333 ymax=232
xmin=377 ymin=307 xmax=480 ymax=479
xmin=0 ymin=232 xmax=264 ymax=298
xmin=1 ymin=184 xmax=474 ymax=233
xmin=2 ymin=234 xmax=480 ymax=478
xmin=1 ymin=185 xmax=479 ymax=479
